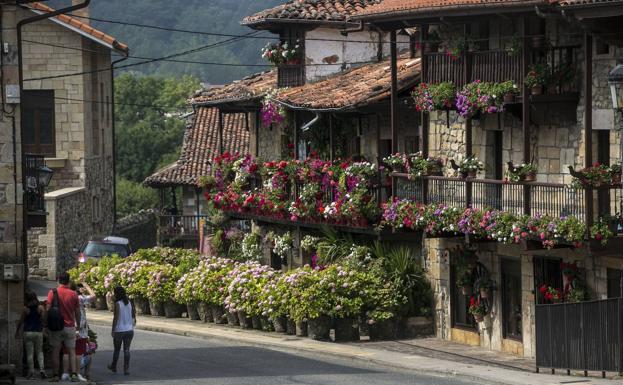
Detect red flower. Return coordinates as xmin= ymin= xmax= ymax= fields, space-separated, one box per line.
xmin=287 ymin=143 xmax=294 ymax=149
xmin=539 ymin=285 xmax=547 ymax=294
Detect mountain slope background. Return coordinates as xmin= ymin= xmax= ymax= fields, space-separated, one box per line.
xmin=47 ymin=0 xmax=282 ymax=83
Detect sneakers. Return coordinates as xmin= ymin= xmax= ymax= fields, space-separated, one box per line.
xmin=60 ymin=373 xmax=70 ymax=381
xmin=49 ymin=374 xmax=60 ymax=382
xmin=107 ymin=364 xmax=117 ymax=373
xmin=77 ymin=373 xmax=88 ymax=382
xmin=70 ymin=373 xmax=79 ymax=382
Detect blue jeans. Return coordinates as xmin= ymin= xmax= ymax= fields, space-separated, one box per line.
xmin=111 ymin=331 xmax=134 ymax=370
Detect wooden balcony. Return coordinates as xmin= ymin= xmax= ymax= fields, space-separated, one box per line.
xmin=278 ymin=63 xmax=305 ymax=88
xmin=393 ymin=174 xmax=622 ymax=224
xmin=157 ymin=215 xmax=210 ymax=243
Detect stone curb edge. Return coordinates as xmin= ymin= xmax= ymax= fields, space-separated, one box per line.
xmin=89 ymin=319 xmax=511 ymax=385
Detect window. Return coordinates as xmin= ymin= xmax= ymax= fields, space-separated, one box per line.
xmin=450 ymin=262 xmax=476 ymax=329
xmin=596 ymin=39 xmax=610 ymax=56
xmin=22 ymin=90 xmax=55 ymax=156
xmin=533 ymin=257 xmax=562 ymax=304
xmin=607 ymin=268 xmax=622 ymax=298
xmin=501 ymin=259 xmax=522 ymax=340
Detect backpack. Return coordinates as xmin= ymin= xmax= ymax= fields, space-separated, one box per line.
xmin=47 ymin=289 xmax=65 ymax=332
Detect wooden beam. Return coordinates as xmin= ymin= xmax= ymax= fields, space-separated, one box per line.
xmin=293 ymin=110 xmax=299 ymax=160
xmin=390 ymin=29 xmax=399 ymax=154
xmin=584 ymin=32 xmax=594 ymax=227
xmin=521 ymin=17 xmax=531 ymax=216
xmin=420 ymin=25 xmax=429 ymax=157
xmin=218 ymin=109 xmax=224 ymax=154
xmin=329 ymin=114 xmax=335 ymax=161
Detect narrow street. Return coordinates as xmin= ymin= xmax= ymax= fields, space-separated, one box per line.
xmin=88 ymin=325 xmax=478 ymax=385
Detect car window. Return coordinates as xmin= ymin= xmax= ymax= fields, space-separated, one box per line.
xmin=83 ymin=242 xmax=129 ymax=258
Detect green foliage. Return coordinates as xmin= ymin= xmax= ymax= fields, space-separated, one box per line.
xmin=315 ymin=227 xmax=356 ymax=265
xmin=115 ymin=74 xmax=200 ymax=183
xmin=116 ymin=178 xmax=159 ymax=217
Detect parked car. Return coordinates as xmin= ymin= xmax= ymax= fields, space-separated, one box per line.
xmin=76 ymin=236 xmax=132 ymax=264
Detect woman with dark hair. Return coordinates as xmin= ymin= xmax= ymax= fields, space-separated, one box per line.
xmin=16 ymin=290 xmax=46 ymax=379
xmin=107 ymin=286 xmax=135 ymax=375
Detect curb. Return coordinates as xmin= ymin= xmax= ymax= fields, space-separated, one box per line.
xmin=89 ymin=317 xmax=524 ymax=385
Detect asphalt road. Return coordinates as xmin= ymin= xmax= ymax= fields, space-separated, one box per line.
xmin=88 ymin=325 xmax=480 ymax=385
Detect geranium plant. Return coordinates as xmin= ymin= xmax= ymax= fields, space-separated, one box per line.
xmin=571 ymin=163 xmax=615 ymax=188
xmin=524 ymin=63 xmax=550 ymax=92
xmin=408 ymin=152 xmax=443 ymax=179
xmin=590 ymin=218 xmax=614 ymax=245
xmin=506 ymin=163 xmax=537 ymax=182
xmin=457 ymin=156 xmax=484 ymax=177
xmin=539 ymin=285 xmax=562 ymax=303
xmin=382 ymin=153 xmax=408 ymax=172
xmin=468 ymin=296 xmax=486 ymax=322
xmin=412 ymin=82 xmax=456 ymax=112
xmin=261 ymin=40 xmax=301 ymax=66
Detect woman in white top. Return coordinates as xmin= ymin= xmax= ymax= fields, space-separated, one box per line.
xmin=107 ymin=286 xmax=135 ymax=375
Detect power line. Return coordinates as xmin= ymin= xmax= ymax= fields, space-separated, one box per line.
xmin=23 ymin=31 xmax=262 ymax=82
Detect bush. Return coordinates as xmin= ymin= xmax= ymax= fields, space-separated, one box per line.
xmin=116 ymin=178 xmax=159 ymax=218
xmin=224 ymin=262 xmax=278 ymax=316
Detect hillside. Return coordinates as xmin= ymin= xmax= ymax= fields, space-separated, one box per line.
xmin=48 ymin=0 xmax=282 ymax=83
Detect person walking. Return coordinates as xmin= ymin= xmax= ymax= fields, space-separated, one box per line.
xmin=46 ymin=272 xmax=81 ymax=382
xmin=108 ymin=286 xmax=135 ymax=376
xmin=16 ymin=290 xmax=46 ymax=379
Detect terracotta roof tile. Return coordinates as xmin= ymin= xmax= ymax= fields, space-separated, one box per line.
xmin=243 ymin=0 xmax=383 ymax=26
xmin=356 ymin=0 xmax=548 ymax=18
xmin=190 ymin=70 xmax=276 ymax=106
xmin=26 ymin=2 xmax=129 ymax=53
xmin=275 ymin=56 xmax=420 ymax=110
xmin=555 ymin=0 xmax=623 ymax=5
xmin=144 ymin=108 xmax=249 ymax=187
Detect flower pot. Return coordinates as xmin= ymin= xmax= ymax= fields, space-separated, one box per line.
xmin=186 ymin=303 xmax=200 ymax=321
xmin=473 ymin=314 xmax=484 ymax=323
xmin=503 ymin=93 xmax=515 ymax=104
xmin=148 ymin=300 xmax=165 ymax=317
xmin=530 ymin=85 xmax=543 ymax=96
xmin=197 ymin=302 xmax=210 ymax=323
xmin=164 ymin=302 xmax=184 ymax=318
xmin=211 ymin=305 xmax=225 ymax=324
xmin=461 ymin=285 xmax=472 ymax=296
xmin=134 ymin=297 xmax=150 ymax=316
xmin=251 ymin=316 xmax=263 ymax=330
xmin=286 ymin=319 xmax=297 ymax=335
xmin=307 ymin=316 xmax=331 ymax=341
xmin=295 ymin=320 xmax=308 ymax=337
xmin=226 ymin=311 xmax=239 ymax=326
xmin=523 ymin=172 xmax=536 ymax=182
xmin=479 ymin=288 xmax=490 ymax=299
xmin=334 ymin=317 xmax=360 ymax=342
xmin=272 ymin=316 xmax=287 ymax=333
xmin=369 ymin=319 xmax=398 ymax=341
xmin=468 ymin=170 xmax=478 ymax=178
xmin=260 ymin=316 xmax=274 ymax=332
xmin=237 ymin=311 xmax=253 ymax=329
xmin=612 ymin=173 xmax=622 ymax=185
xmin=460 ymin=171 xmax=469 ymax=179
xmin=95 ymin=295 xmax=108 ymax=311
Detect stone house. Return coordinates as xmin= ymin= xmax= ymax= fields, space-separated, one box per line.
xmin=144 ymin=106 xmax=249 ymax=246
xmin=19 ymin=1 xmax=128 ymax=280
xmin=352 ymin=0 xmax=623 ymax=360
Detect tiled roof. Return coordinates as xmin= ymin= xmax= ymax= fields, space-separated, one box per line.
xmin=190 ymin=70 xmax=276 ymax=106
xmin=355 ymin=0 xmax=547 ymax=18
xmin=274 ymin=56 xmax=420 ymax=110
xmin=144 ymin=107 xmax=249 ymax=188
xmin=555 ymin=0 xmax=623 ymax=5
xmin=25 ymin=2 xmax=129 ymax=54
xmin=243 ymin=0 xmax=383 ymax=26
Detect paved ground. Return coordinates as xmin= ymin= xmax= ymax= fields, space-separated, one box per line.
xmin=80 ymin=325 xmax=481 ymax=385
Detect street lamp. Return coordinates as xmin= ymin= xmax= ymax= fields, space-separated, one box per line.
xmin=608 ymin=62 xmax=623 ymax=110
xmin=37 ymin=165 xmax=54 ymax=188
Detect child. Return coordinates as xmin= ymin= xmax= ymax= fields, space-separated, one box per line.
xmin=81 ymin=332 xmax=98 ymax=381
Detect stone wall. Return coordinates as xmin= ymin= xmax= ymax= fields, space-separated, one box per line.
xmin=115 ymin=209 xmax=157 ymax=251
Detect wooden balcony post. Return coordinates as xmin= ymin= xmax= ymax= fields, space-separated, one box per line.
xmin=390 ymin=29 xmax=399 ymax=197
xmin=584 ymin=32 xmax=594 ymax=227
xmin=329 ymin=114 xmax=334 ymax=162
xmin=218 ymin=109 xmax=224 ymax=155
xmin=521 ymin=17 xmax=531 ymax=216
xmin=420 ymin=25 xmax=429 ymax=202
xmin=464 ymin=24 xmax=473 ymax=208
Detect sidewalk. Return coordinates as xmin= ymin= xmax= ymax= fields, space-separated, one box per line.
xmin=85 ymin=310 xmax=618 ymax=385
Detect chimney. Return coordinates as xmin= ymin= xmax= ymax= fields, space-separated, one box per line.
xmin=71 ymin=0 xmax=90 ymax=24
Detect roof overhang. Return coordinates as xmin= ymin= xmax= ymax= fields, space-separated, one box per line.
xmin=242 ymin=18 xmax=361 ymax=32
xmin=26 ymin=7 xmax=129 ymax=56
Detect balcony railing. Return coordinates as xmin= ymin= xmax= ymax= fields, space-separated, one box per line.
xmin=278 ymin=64 xmax=305 ymax=88
xmin=395 ymin=174 xmax=622 ymax=223
xmin=158 ymin=215 xmax=210 ymax=240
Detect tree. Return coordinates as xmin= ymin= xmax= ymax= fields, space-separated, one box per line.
xmin=115 ymin=73 xmax=200 ymax=183
xmin=116 ymin=178 xmax=159 ymax=218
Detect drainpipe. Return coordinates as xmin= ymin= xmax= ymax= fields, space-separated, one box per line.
xmin=17 ymin=0 xmax=91 ymax=275
xmin=110 ymin=56 xmax=127 ymax=234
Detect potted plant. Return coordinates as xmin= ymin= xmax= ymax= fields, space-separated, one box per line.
xmin=382 ymin=153 xmax=408 ymax=173
xmin=496 ymin=80 xmax=519 ymax=104
xmin=456 ymin=81 xmax=502 ymax=118
xmin=506 ymin=163 xmax=537 ymax=182
xmin=458 ymin=156 xmax=484 ymax=178
xmin=590 ymin=218 xmax=615 ymax=246
xmin=571 ymin=163 xmax=612 ymax=188
xmin=261 ymin=40 xmax=301 ymax=66
xmin=476 ymin=278 xmax=494 ymax=299
xmin=412 ymin=82 xmax=456 ymax=112
xmin=525 ymin=64 xmax=549 ymax=95
xmin=468 ymin=297 xmax=486 ymax=322
xmin=539 ymin=285 xmax=562 ymax=303
xmin=409 ymin=153 xmax=444 ymax=179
